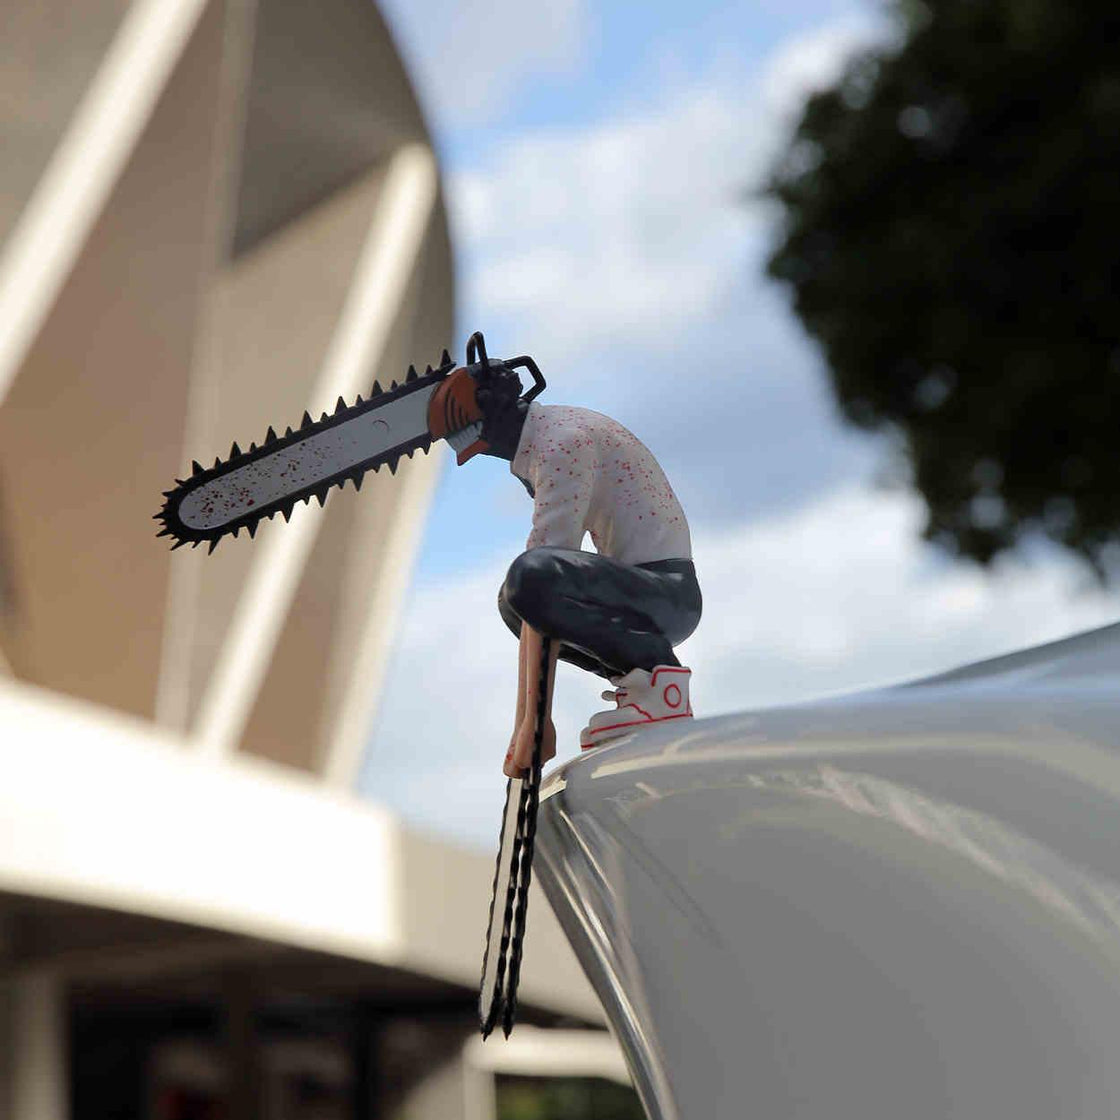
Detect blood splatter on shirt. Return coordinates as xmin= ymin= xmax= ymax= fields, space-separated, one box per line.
xmin=511 ymin=404 xmax=692 ymax=564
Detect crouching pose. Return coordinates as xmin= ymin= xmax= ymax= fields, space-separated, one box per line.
xmin=428 ymin=337 xmax=701 ymax=777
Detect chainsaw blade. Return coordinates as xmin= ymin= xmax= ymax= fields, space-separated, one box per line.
xmin=479 ymin=776 xmax=523 ymax=1037
xmin=155 ymin=353 xmax=455 ymax=551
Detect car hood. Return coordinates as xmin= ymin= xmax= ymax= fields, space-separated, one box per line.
xmin=535 ymin=619 xmax=1120 ymax=1120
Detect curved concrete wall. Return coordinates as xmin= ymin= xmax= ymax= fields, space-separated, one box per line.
xmin=0 ymin=0 xmax=454 ymax=786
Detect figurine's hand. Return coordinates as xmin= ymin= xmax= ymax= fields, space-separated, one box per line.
xmin=504 ymin=716 xmax=557 ymax=778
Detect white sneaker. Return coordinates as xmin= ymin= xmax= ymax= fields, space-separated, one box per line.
xmin=579 ymin=665 xmax=693 ymax=749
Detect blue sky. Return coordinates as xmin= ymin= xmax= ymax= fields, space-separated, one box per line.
xmin=360 ymin=0 xmax=1119 ymax=846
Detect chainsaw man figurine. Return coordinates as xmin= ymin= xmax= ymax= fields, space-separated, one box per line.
xmin=427 ymin=335 xmax=702 ymax=776
xmin=156 ymin=331 xmax=700 ymax=773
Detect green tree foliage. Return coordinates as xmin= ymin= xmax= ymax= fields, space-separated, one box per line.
xmin=766 ymin=0 xmax=1120 ymax=577
xmin=497 ymin=1075 xmax=645 ymax=1120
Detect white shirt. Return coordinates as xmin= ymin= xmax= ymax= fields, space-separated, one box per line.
xmin=511 ymin=404 xmax=692 ymax=565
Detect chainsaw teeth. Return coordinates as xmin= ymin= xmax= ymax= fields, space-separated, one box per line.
xmin=156 ymin=347 xmax=456 ymax=552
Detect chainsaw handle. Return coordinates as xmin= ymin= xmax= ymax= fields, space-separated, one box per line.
xmin=466 ymin=331 xmax=489 ymax=369
xmin=466 ymin=332 xmax=546 ymax=403
xmin=507 ymin=355 xmax=546 ymax=403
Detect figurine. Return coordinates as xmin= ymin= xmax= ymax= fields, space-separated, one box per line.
xmin=156 ymin=331 xmax=700 ymax=773
xmin=427 ymin=338 xmax=702 ymax=776
xmin=155 ymin=331 xmax=702 ymax=1038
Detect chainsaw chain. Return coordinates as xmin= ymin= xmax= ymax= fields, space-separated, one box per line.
xmin=480 ymin=636 xmax=551 ymax=1038
xmin=154 ymin=352 xmax=455 ymax=552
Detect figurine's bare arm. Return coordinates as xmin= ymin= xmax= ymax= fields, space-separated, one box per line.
xmin=505 ymin=622 xmax=558 ymax=777
xmin=508 ymin=622 xmax=529 ymax=750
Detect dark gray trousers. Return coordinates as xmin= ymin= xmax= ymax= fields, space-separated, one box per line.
xmin=498 ymin=547 xmax=702 ymax=679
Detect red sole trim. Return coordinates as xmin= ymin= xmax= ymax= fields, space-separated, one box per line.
xmin=581 ymin=710 xmax=693 ymax=749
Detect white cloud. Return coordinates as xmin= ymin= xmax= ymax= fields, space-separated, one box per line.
xmin=363 ymin=483 xmax=1119 ymax=848
xmin=449 ymin=87 xmax=763 ymax=366
xmin=682 ymin=486 xmax=1119 ymax=713
xmin=447 ymin=17 xmax=885 ymax=374
xmin=760 ymin=17 xmax=878 ymax=121
xmin=378 ymin=0 xmax=589 ymax=127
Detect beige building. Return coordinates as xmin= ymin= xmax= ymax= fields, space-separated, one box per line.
xmin=0 ymin=2 xmax=618 ymax=1116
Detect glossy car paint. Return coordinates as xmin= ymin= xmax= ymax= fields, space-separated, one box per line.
xmin=535 ymin=621 xmax=1120 ymax=1120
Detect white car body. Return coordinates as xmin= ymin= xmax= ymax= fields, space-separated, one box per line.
xmin=537 ymin=621 xmax=1120 ymax=1119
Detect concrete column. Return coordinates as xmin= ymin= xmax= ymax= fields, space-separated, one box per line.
xmin=224 ymin=972 xmax=262 ymax=1120
xmin=4 ymin=971 xmax=70 ymax=1120
xmin=351 ymin=1010 xmax=377 ymax=1120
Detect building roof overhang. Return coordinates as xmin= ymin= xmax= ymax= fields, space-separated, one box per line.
xmin=0 ymin=677 xmax=602 ymax=1025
